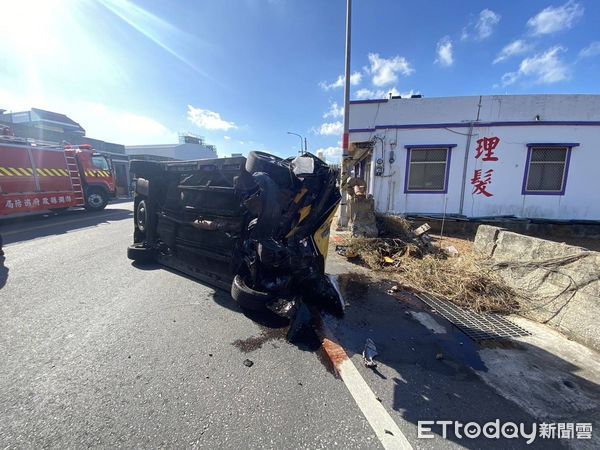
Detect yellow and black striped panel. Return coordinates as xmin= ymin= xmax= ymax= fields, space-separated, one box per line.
xmin=0 ymin=167 xmax=69 ymax=177
xmin=85 ymin=170 xmax=111 ymax=178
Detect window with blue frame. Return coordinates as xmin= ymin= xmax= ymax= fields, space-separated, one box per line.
xmin=404 ymin=145 xmax=455 ymax=193
xmin=522 ymin=144 xmax=578 ymax=195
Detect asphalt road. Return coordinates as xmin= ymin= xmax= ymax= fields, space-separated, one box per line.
xmin=0 ymin=203 xmax=377 ymax=449
xmin=0 ymin=202 xmax=574 ymax=449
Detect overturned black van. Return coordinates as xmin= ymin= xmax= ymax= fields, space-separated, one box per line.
xmin=127 ymin=151 xmax=342 ymax=316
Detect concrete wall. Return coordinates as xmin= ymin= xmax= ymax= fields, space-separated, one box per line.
xmin=349 ymin=95 xmax=600 ymax=220
xmin=474 ymin=224 xmax=600 ymax=352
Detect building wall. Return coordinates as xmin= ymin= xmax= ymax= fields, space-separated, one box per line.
xmin=1 ymin=114 xmax=125 ymax=154
xmin=349 ymin=95 xmax=600 ymax=221
xmin=125 ymin=142 xmax=217 ymax=161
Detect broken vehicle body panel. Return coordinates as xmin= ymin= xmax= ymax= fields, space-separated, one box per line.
xmin=127 ymin=151 xmax=343 ymax=315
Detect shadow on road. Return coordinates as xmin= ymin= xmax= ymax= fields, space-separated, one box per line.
xmin=324 ymin=272 xmax=598 ymax=449
xmin=129 ymin=257 xmax=323 ymax=356
xmin=0 ymin=257 xmax=8 ymax=289
xmin=0 ymin=208 xmax=132 ymax=245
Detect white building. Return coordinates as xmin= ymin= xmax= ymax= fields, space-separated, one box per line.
xmin=125 ymin=133 xmax=217 ymax=161
xmin=348 ymin=94 xmax=600 ymax=221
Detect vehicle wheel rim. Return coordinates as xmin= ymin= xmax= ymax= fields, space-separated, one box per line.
xmin=137 ymin=204 xmax=146 ymax=232
xmin=88 ymin=193 xmax=103 ymax=207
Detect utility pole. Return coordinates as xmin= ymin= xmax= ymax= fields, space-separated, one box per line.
xmin=337 ymin=0 xmax=352 ymax=227
xmin=304 ymin=137 xmax=308 ymax=154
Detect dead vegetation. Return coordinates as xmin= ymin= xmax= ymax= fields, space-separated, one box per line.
xmin=338 ymin=215 xmax=519 ymax=314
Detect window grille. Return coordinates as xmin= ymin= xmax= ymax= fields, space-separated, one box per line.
xmin=407 ymin=148 xmax=448 ymax=192
xmin=525 ymin=146 xmax=568 ymax=193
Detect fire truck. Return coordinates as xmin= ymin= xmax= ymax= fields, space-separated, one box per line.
xmin=0 ymin=130 xmax=117 ymax=216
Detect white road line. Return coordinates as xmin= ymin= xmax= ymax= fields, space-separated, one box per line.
xmin=336 ymin=355 xmax=414 ymax=450
xmin=319 ymin=325 xmax=413 ymax=449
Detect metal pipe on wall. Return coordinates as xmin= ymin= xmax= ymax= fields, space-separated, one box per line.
xmin=458 ymin=96 xmax=482 ymax=215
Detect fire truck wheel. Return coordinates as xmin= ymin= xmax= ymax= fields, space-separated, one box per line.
xmin=127 ymin=244 xmax=155 ymax=263
xmin=84 ymin=188 xmax=108 ymax=211
xmin=231 ymin=275 xmax=274 ymax=311
xmin=136 ymin=199 xmax=148 ymax=234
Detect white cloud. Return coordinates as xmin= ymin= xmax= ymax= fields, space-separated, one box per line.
xmin=315 ymin=146 xmax=342 ymax=163
xmin=79 ymin=104 xmax=176 ymax=145
xmin=494 ymin=39 xmax=533 ymax=64
xmin=435 ymin=37 xmax=454 ymax=67
xmin=355 ymin=89 xmax=375 ymax=100
xmin=0 ymin=89 xmax=177 ymax=145
xmin=350 ymin=72 xmax=362 ymax=85
xmin=318 ymin=121 xmax=343 ymax=136
xmin=476 ymin=9 xmax=501 ymax=40
xmin=527 ymin=1 xmax=583 ymax=35
xmin=462 ymin=9 xmax=501 ymax=41
xmin=187 ymin=105 xmax=237 ymax=131
xmin=366 ymin=53 xmax=414 ymax=87
xmin=323 ymin=101 xmax=344 ymax=119
xmin=579 ymin=41 xmax=600 ymax=59
xmin=319 ymin=72 xmax=362 ymax=90
xmin=500 ymin=46 xmax=569 ymax=86
xmin=223 ymin=135 xmax=231 ymax=140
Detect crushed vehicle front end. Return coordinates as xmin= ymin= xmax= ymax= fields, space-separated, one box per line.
xmin=127 ymin=151 xmax=342 ymax=317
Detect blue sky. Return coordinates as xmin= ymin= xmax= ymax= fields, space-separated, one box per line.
xmin=1 ymin=0 xmax=599 ymax=161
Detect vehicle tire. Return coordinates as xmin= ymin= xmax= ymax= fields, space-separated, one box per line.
xmin=245 ymin=151 xmax=293 ymax=187
xmin=127 ymin=244 xmax=155 ymax=263
xmin=135 ymin=199 xmax=149 ymax=233
xmin=84 ymin=188 xmax=108 ymax=211
xmin=230 ymin=275 xmax=274 ymax=311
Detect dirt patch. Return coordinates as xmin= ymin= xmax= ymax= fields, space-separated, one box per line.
xmin=337 ymin=216 xmax=519 ymax=314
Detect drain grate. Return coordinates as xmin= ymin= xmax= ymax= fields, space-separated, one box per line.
xmin=416 ymin=293 xmax=531 ymax=341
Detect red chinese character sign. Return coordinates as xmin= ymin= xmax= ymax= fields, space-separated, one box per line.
xmin=475 ymin=137 xmax=499 ymax=161
xmin=471 ymin=136 xmax=500 ymax=197
xmin=471 ymin=169 xmax=494 ymax=197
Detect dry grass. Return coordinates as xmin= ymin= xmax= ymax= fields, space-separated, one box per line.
xmin=340 ymin=224 xmax=519 ymax=314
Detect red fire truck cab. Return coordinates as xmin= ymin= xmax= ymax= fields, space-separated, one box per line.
xmin=0 ymin=133 xmax=117 ymax=216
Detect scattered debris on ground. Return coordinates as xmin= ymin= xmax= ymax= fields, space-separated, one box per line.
xmin=362 ymin=338 xmax=379 ymax=368
xmin=336 ymin=214 xmax=519 ymax=314
xmin=387 ymin=285 xmax=399 ymax=295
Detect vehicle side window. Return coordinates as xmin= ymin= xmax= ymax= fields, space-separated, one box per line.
xmin=92 ymin=156 xmax=110 ymax=170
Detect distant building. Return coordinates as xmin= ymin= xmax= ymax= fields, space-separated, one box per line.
xmin=0 ymin=107 xmax=130 ymax=196
xmin=125 ymin=132 xmax=218 ymax=161
xmin=349 ymin=94 xmax=600 ymax=221
xmin=0 ymin=108 xmax=125 ymax=154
